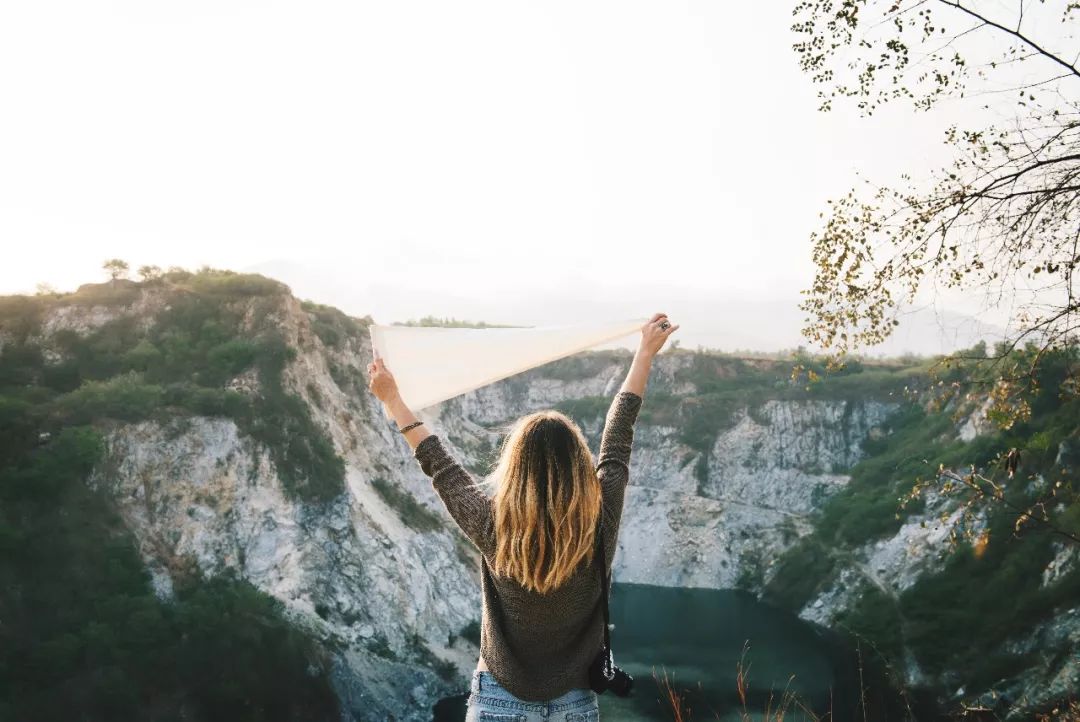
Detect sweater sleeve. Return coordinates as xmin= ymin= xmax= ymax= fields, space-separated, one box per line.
xmin=596 ymin=390 xmax=643 ymax=563
xmin=597 ymin=390 xmax=643 ymax=474
xmin=413 ymin=434 xmax=496 ymax=557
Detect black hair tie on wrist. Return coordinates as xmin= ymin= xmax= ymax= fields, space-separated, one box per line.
xmin=399 ymin=420 xmax=424 ymax=434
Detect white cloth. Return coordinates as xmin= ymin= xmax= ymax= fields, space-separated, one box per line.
xmin=369 ymin=317 xmax=648 ymax=411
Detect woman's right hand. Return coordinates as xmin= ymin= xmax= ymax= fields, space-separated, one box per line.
xmin=638 ymin=312 xmax=679 ymax=358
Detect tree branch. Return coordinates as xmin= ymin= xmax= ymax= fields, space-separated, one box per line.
xmin=937 ymin=0 xmax=1080 ymax=80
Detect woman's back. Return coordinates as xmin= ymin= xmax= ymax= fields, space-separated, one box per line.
xmin=413 ymin=390 xmax=643 ymax=702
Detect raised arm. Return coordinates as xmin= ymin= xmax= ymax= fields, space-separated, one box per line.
xmin=598 ymin=312 xmax=678 ymax=476
xmin=596 ymin=389 xmax=644 ymax=566
xmin=596 ymin=390 xmax=644 ymax=477
xmin=367 ymin=350 xmax=496 ymax=557
xmin=596 ymin=313 xmax=679 ymax=564
xmin=412 ymin=434 xmax=496 ymax=557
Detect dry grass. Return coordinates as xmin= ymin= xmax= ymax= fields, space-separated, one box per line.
xmin=1036 ymin=701 xmax=1080 ymax=722
xmin=652 ymin=642 xmax=831 ymax=722
xmin=651 ymin=645 xmax=1080 ymax=722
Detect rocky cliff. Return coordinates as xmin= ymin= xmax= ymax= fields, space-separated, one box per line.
xmin=3 ymin=272 xmax=1076 ymax=721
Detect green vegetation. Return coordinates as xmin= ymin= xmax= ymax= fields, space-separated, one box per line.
xmin=409 ymin=633 xmax=458 ymax=682
xmin=103 ymin=258 xmax=131 ymax=280
xmin=371 ymin=477 xmax=444 ymax=532
xmin=6 ymin=265 xmax=1076 ymax=715
xmin=0 ymin=267 xmax=347 ymax=501
xmin=900 ymin=522 xmax=1058 ymax=685
xmin=833 ymin=586 xmax=906 ymax=666
xmin=0 ymin=414 xmax=338 ymax=721
xmin=365 ymin=634 xmax=399 ymax=661
xmin=763 ymin=346 xmax=1080 ymax=701
xmin=538 ymin=352 xmax=613 ymax=382
xmin=553 ymin=395 xmax=613 ymax=423
xmin=68 ymin=279 xmax=144 ymax=307
xmin=0 ymin=266 xmax=362 ymax=720
xmin=247 ymin=335 xmax=345 ymax=500
xmin=184 ymin=269 xmax=288 ymax=297
xmin=761 ymin=538 xmax=837 ymax=611
xmin=301 ymin=299 xmax=372 ymax=349
xmin=548 ymin=342 xmax=1078 ymax=708
xmin=458 ymin=619 xmax=481 ymax=646
xmin=734 ymin=547 xmax=767 ymax=591
xmin=812 ymin=404 xmax=941 ymax=547
xmin=392 ymin=315 xmax=521 ymax=328
xmin=551 ymin=349 xmax=916 ymax=454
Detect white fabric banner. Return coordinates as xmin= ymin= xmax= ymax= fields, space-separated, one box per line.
xmin=369 ymin=317 xmax=648 ymax=411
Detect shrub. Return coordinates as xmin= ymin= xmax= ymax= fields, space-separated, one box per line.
xmin=459 ymin=619 xmax=481 ymax=646
xmin=409 ymin=633 xmax=458 ymax=682
xmin=761 ymin=538 xmax=837 ymax=611
xmin=58 ymin=372 xmax=164 ymax=423
xmin=371 ymin=477 xmax=443 ymax=532
xmin=204 ymin=338 xmax=258 ymax=385
xmin=0 ymin=343 xmax=44 ymax=387
xmin=64 ymin=280 xmax=141 ymax=307
xmin=184 ymin=269 xmax=288 ymax=298
xmin=0 ymin=412 xmax=340 ymax=721
xmin=366 ymin=635 xmax=398 ymax=661
xmin=554 ymin=396 xmax=611 ymax=424
xmin=301 ymin=300 xmax=367 ymax=348
xmin=2 ymin=282 xmax=347 ymax=503
xmin=0 ymin=295 xmax=46 ymax=341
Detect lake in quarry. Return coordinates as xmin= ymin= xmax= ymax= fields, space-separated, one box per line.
xmin=434 ymin=582 xmax=882 ymax=722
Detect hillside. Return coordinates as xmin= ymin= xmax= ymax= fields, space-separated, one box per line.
xmin=0 ymin=267 xmax=1076 ymax=721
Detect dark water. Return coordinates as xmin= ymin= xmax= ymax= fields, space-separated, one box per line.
xmin=434 ymin=582 xmax=885 ymax=722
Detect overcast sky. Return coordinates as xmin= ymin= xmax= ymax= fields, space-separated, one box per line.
xmin=1 ymin=1 xmax=1026 ymax=352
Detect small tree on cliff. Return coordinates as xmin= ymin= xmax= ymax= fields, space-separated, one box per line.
xmin=138 ymin=264 xmax=162 ymax=282
xmin=102 ymin=258 xmax=129 ymax=282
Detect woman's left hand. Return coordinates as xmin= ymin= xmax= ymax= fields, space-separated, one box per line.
xmin=367 ymin=351 xmax=400 ymax=405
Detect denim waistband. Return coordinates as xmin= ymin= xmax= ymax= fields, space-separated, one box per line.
xmin=469 ymin=670 xmax=597 ymax=714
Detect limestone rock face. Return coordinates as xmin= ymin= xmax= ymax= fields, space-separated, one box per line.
xmin=34 ymin=292 xmax=905 ymax=719
xmin=27 ymin=289 xmax=1074 ymax=719
xmin=41 ymin=292 xmax=484 ymax=722
xmin=606 ymin=399 xmax=898 ymax=590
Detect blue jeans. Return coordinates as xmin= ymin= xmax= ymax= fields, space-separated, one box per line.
xmin=464 ymin=670 xmax=600 ymax=722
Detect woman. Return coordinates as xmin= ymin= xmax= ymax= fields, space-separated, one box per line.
xmin=368 ymin=313 xmax=678 ymax=721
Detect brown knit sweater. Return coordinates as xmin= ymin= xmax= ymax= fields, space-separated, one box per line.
xmin=412 ymin=390 xmax=643 ymax=702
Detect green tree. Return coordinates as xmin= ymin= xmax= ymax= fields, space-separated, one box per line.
xmin=792 ymin=0 xmax=1080 ymax=419
xmin=137 ymin=264 xmax=162 ymax=282
xmin=102 ymin=258 xmax=129 ymax=281
xmin=791 ymin=12 xmax=1080 ymax=707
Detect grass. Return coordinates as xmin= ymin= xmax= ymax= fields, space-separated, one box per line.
xmin=652 ymin=643 xmax=840 ymax=722
xmin=648 ymin=639 xmax=949 ymax=721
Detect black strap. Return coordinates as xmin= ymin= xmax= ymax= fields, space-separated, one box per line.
xmin=595 ymin=455 xmax=621 ymax=676
xmin=596 ymin=511 xmax=612 ymax=676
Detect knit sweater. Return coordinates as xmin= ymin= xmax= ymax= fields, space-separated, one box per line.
xmin=412 ymin=389 xmax=643 ymax=702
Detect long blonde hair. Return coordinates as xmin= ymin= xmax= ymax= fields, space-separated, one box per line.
xmin=486 ymin=410 xmax=603 ymax=595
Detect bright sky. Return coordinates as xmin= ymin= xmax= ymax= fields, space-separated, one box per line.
xmin=1 ymin=1 xmax=1006 ymax=352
